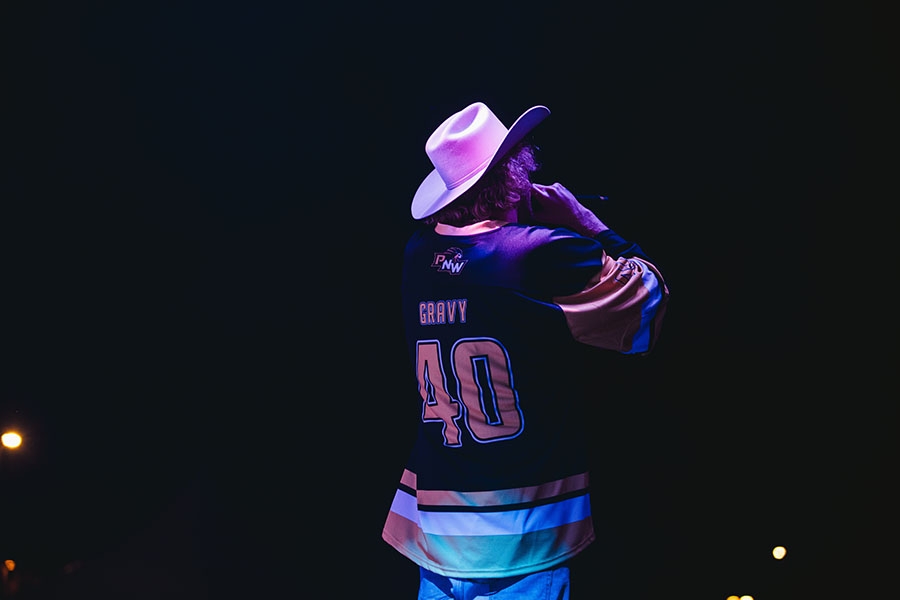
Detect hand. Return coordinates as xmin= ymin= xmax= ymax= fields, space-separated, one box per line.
xmin=528 ymin=182 xmax=609 ymax=237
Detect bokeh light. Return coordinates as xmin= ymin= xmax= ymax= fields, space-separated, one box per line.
xmin=1 ymin=432 xmax=22 ymax=449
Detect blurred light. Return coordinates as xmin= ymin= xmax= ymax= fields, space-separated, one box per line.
xmin=1 ymin=432 xmax=22 ymax=449
xmin=63 ymin=560 xmax=83 ymax=575
xmin=3 ymin=560 xmax=14 ymax=572
xmin=773 ymin=545 xmax=787 ymax=559
xmin=740 ymin=596 xmax=754 ymax=600
xmin=726 ymin=596 xmax=740 ymax=600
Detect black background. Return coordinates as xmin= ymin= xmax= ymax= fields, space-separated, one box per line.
xmin=2 ymin=1 xmax=895 ymax=598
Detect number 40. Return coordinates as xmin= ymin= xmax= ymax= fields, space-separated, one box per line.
xmin=416 ymin=337 xmax=524 ymax=447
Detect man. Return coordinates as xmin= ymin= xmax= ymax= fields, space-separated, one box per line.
xmin=382 ymin=101 xmax=669 ymax=599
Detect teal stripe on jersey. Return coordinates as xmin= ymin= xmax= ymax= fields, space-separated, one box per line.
xmin=383 ymin=508 xmax=595 ymax=578
xmin=383 ymin=476 xmax=596 ymax=578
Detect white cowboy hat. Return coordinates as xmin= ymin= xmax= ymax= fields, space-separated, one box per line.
xmin=411 ymin=102 xmax=550 ymax=220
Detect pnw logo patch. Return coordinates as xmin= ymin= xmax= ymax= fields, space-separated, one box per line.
xmin=431 ymin=247 xmax=468 ymax=275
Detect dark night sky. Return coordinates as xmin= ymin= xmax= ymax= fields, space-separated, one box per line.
xmin=2 ymin=1 xmax=895 ymax=598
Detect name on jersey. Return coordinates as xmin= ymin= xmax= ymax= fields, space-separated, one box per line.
xmin=419 ymin=298 xmax=467 ymax=326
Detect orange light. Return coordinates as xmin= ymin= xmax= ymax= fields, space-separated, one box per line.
xmin=727 ymin=596 xmax=740 ymax=600
xmin=4 ymin=560 xmax=14 ymax=572
xmin=1 ymin=432 xmax=21 ymax=449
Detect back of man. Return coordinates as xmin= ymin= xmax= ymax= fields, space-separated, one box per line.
xmin=382 ymin=102 xmax=668 ymax=598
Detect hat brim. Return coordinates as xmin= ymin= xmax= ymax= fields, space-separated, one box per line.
xmin=411 ymin=105 xmax=551 ymax=220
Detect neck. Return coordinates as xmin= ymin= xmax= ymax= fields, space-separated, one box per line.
xmin=490 ymin=208 xmax=519 ymax=223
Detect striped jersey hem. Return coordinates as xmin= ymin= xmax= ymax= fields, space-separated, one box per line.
xmin=382 ymin=470 xmax=596 ymax=578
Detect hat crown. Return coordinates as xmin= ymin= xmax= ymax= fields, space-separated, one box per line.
xmin=411 ymin=102 xmax=549 ymax=220
xmin=425 ymin=102 xmax=509 ymax=190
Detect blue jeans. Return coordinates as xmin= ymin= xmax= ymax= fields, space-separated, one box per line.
xmin=418 ymin=564 xmax=570 ymax=600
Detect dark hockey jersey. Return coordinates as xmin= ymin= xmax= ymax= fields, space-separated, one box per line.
xmin=382 ymin=220 xmax=668 ymax=578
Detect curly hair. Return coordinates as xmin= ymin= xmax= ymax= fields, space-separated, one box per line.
xmin=424 ymin=142 xmax=540 ymax=226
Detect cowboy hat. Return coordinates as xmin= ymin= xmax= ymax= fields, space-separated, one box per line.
xmin=411 ymin=102 xmax=550 ymax=220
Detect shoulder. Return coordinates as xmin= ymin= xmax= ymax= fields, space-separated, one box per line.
xmin=503 ymin=224 xmax=604 ymax=262
xmin=495 ymin=223 xmax=598 ymax=251
xmin=498 ymin=225 xmax=608 ymax=296
xmin=403 ymin=227 xmax=432 ymax=254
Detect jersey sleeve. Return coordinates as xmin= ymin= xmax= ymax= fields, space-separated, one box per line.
xmin=528 ymin=227 xmax=669 ymax=354
xmin=551 ymin=252 xmax=668 ymax=354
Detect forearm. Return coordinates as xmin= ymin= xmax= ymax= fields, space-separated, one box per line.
xmin=592 ymin=228 xmax=652 ymax=262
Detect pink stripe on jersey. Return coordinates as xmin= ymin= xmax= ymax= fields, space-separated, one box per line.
xmin=400 ymin=469 xmax=417 ymax=489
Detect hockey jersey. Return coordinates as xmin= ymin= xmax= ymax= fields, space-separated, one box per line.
xmin=382 ymin=220 xmax=668 ymax=578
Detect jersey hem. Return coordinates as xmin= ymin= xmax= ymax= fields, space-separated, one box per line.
xmin=381 ymin=529 xmax=596 ymax=579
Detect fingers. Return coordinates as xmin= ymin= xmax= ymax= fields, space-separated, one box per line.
xmin=530 ymin=184 xmax=552 ymax=210
xmin=532 ymin=183 xmax=576 ymax=204
xmin=531 ymin=182 xmax=557 ymax=198
xmin=532 ymin=182 xmax=570 ymax=192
